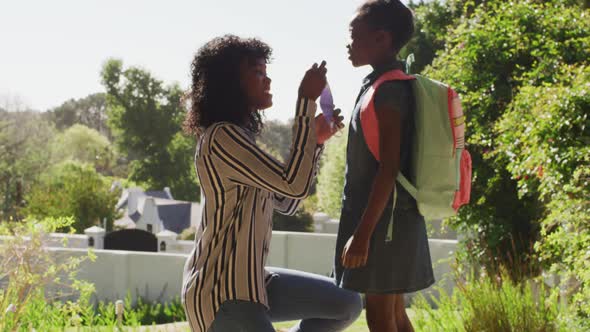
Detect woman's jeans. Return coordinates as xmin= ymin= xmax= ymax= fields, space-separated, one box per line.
xmin=208 ymin=267 xmax=363 ymax=332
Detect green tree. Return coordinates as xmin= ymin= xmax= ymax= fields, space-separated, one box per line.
xmin=101 ymin=59 xmax=199 ymax=201
xmin=23 ymin=161 xmax=120 ymax=233
xmin=403 ymin=0 xmax=456 ymax=74
xmin=0 ymin=111 xmax=56 ymax=220
xmin=272 ymin=210 xmax=314 ymax=233
xmin=259 ymin=120 xmax=293 ymax=162
xmin=497 ymin=65 xmax=590 ymax=322
xmin=49 ymin=124 xmax=119 ymax=176
xmin=316 ymin=130 xmax=347 ymax=218
xmin=423 ymin=0 xmax=589 ymax=273
xmin=46 ymin=93 xmax=110 ymax=138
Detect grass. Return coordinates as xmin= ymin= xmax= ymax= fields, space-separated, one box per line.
xmin=273 ymin=309 xmax=416 ymax=332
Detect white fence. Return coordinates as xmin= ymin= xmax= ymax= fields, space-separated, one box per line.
xmin=31 ymin=231 xmax=457 ymax=305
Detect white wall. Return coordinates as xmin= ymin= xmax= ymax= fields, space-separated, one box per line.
xmin=49 ymin=248 xmax=188 ymax=304
xmin=44 ymin=232 xmax=457 ymax=305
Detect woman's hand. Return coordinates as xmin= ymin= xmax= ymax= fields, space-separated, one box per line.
xmin=299 ymin=61 xmax=327 ymax=101
xmin=315 ymin=109 xmax=345 ymax=145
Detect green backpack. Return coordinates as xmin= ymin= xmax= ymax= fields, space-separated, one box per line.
xmin=360 ymin=67 xmax=472 ymax=237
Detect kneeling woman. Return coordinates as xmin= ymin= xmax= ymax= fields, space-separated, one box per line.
xmin=182 ymin=35 xmax=362 ymax=332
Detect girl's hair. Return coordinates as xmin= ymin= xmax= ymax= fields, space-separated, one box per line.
xmin=184 ymin=35 xmax=272 ymax=136
xmin=357 ymin=0 xmax=415 ymax=54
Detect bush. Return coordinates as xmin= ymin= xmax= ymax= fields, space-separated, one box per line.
xmin=412 ymin=270 xmax=578 ymax=332
xmin=496 ymin=65 xmax=590 ymax=322
xmin=317 ymin=130 xmax=347 ymax=219
xmin=179 ymin=226 xmax=197 ymax=241
xmin=49 ymin=124 xmax=118 ymax=176
xmin=23 ymin=161 xmax=121 ymax=233
xmin=272 ymin=209 xmax=315 ymax=233
xmin=0 ymin=217 xmax=96 ymax=331
xmin=0 ymin=217 xmax=186 ymax=330
xmin=424 ymin=0 xmax=590 ymax=275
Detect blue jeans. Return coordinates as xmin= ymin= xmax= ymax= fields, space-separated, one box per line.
xmin=208 ymin=267 xmax=363 ymax=332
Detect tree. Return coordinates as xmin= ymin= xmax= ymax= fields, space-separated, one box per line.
xmin=403 ymin=0 xmax=456 ymax=74
xmin=49 ymin=124 xmax=119 ymax=176
xmin=316 ymin=130 xmax=348 ymax=218
xmin=422 ymin=0 xmax=589 ymax=273
xmin=101 ymin=59 xmax=199 ymax=201
xmin=46 ymin=93 xmax=110 ymax=138
xmin=0 ymin=111 xmax=56 ymax=220
xmin=23 ymin=161 xmax=120 ymax=233
xmin=497 ymin=65 xmax=590 ymax=319
xmin=272 ymin=210 xmax=314 ymax=232
xmin=259 ymin=120 xmax=293 ymax=162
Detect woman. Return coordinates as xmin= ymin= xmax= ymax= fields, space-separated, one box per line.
xmin=182 ymin=35 xmax=362 ymax=332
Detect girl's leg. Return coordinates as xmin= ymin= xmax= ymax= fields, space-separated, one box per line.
xmin=266 ymin=267 xmax=363 ymax=332
xmin=366 ymin=293 xmax=397 ymax=332
xmin=394 ymin=294 xmax=414 ymax=332
xmin=208 ymin=300 xmax=275 ymax=332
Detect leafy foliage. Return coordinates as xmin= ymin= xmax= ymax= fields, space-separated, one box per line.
xmin=0 ymin=217 xmax=186 ymax=330
xmin=316 ymin=130 xmax=347 ymax=218
xmin=0 ymin=111 xmax=56 ymax=220
xmin=423 ymin=0 xmax=589 ymax=274
xmin=412 ymin=270 xmax=577 ymax=332
xmin=46 ymin=93 xmax=110 ymax=138
xmin=23 ymin=162 xmax=120 ymax=233
xmin=272 ymin=209 xmax=315 ymax=233
xmin=49 ymin=124 xmax=120 ymax=176
xmin=101 ymin=59 xmax=199 ymax=201
xmin=497 ymin=65 xmax=590 ymax=322
xmin=259 ymin=119 xmax=293 ymax=162
xmin=0 ymin=217 xmax=96 ymax=331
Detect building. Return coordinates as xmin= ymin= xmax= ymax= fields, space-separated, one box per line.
xmin=113 ymin=186 xmax=202 ymax=235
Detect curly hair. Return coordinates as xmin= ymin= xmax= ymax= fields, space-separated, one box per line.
xmin=183 ymin=35 xmax=273 ymax=136
xmin=357 ymin=0 xmax=415 ymax=54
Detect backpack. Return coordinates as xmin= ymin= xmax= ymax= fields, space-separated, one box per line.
xmin=360 ymin=69 xmax=472 ymax=225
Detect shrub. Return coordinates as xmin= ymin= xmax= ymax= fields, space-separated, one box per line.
xmin=496 ymin=65 xmax=590 ymax=323
xmin=23 ymin=161 xmax=121 ymax=233
xmin=272 ymin=209 xmax=315 ymax=233
xmin=424 ymin=0 xmax=590 ymax=275
xmin=316 ymin=130 xmax=347 ymax=219
xmin=412 ymin=270 xmax=578 ymax=332
xmin=0 ymin=217 xmax=96 ymax=331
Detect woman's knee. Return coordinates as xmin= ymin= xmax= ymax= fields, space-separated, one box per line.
xmin=338 ymin=290 xmax=363 ymax=322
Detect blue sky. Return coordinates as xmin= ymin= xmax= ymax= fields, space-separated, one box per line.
xmin=0 ymin=0 xmax=407 ymax=122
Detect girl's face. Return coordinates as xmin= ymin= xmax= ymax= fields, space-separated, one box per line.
xmin=240 ymin=57 xmax=273 ymax=111
xmin=347 ymin=16 xmax=389 ymax=68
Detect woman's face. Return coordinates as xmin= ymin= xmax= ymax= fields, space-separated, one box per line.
xmin=240 ymin=57 xmax=273 ymax=111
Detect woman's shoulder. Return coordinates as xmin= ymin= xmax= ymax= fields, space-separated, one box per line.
xmin=203 ymin=122 xmax=246 ymax=139
xmin=201 ymin=122 xmax=253 ymax=150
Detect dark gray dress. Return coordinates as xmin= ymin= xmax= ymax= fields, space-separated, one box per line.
xmin=334 ymin=61 xmax=435 ymax=294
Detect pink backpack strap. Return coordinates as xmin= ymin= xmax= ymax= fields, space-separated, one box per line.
xmin=360 ymin=70 xmax=415 ymax=161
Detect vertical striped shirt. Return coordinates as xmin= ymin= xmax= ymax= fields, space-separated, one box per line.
xmin=181 ymin=98 xmax=323 ymax=332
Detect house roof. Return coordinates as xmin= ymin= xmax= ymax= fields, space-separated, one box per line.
xmin=113 ymin=186 xmax=198 ymax=234
xmin=116 ymin=188 xmax=173 ymax=211
xmin=157 ymin=203 xmax=191 ymax=234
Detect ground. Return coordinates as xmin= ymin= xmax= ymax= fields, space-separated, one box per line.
xmin=116 ymin=309 xmax=418 ymax=331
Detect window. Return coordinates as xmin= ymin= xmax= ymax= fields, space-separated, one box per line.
xmin=147 ymin=224 xmax=153 ymax=233
xmin=88 ymin=237 xmax=95 ymax=247
xmin=160 ymin=241 xmax=167 ymax=252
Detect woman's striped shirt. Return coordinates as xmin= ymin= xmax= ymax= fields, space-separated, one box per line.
xmin=181 ymin=98 xmax=323 ymax=332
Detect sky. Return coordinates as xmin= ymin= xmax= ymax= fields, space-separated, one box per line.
xmin=0 ymin=0 xmax=407 ymax=122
